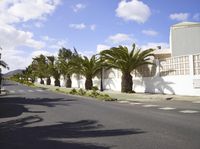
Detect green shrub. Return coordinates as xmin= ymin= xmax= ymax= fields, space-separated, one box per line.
xmin=78 ymin=88 xmax=86 ymax=96
xmin=69 ymin=88 xmax=78 ymax=95
xmin=127 ymin=90 xmax=136 ymax=93
xmin=88 ymin=89 xmax=100 ymax=98
xmin=92 ymin=86 xmax=98 ymax=91
xmin=97 ymin=93 xmax=116 ymax=101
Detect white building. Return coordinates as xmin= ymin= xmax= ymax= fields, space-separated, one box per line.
xmin=170 ymin=22 xmax=200 ymax=56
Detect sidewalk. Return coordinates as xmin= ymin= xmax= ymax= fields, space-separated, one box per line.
xmin=103 ymin=90 xmax=200 ymax=102
xmin=35 ymin=83 xmax=200 ymax=102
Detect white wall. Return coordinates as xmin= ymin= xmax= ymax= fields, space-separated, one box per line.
xmin=36 ymin=54 xmax=200 ymax=96
xmin=133 ymin=75 xmax=200 ymax=96
xmin=170 ymin=23 xmax=200 ymax=56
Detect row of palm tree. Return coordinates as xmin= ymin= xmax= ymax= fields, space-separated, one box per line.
xmin=19 ymin=43 xmax=155 ymax=93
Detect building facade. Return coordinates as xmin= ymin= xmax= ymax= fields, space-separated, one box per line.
xmin=170 ymin=22 xmax=200 ymax=56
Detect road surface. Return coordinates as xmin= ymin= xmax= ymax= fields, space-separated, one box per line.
xmin=0 ymin=80 xmax=200 ymax=149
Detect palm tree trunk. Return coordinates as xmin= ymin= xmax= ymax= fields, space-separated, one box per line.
xmin=54 ymin=78 xmax=60 ymax=87
xmin=40 ymin=78 xmax=44 ymax=84
xmin=47 ymin=77 xmax=51 ymax=85
xmin=0 ymin=73 xmax=2 ymax=94
xmin=66 ymin=74 xmax=72 ymax=88
xmin=121 ymin=72 xmax=133 ymax=93
xmin=85 ymin=77 xmax=93 ymax=90
xmin=31 ymin=78 xmax=35 ymax=83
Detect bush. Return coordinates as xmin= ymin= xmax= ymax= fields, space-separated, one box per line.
xmin=92 ymin=86 xmax=98 ymax=91
xmin=127 ymin=90 xmax=136 ymax=93
xmin=69 ymin=88 xmax=78 ymax=95
xmin=97 ymin=93 xmax=116 ymax=101
xmin=78 ymin=88 xmax=86 ymax=96
xmin=88 ymin=89 xmax=100 ymax=98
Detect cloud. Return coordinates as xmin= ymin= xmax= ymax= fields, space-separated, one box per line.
xmin=34 ymin=22 xmax=44 ymax=28
xmin=69 ymin=23 xmax=86 ymax=30
xmin=193 ymin=13 xmax=200 ymax=21
xmin=142 ymin=29 xmax=158 ymax=36
xmin=96 ymin=44 xmax=111 ymax=53
xmin=0 ymin=0 xmax=61 ymax=72
xmin=31 ymin=50 xmax=56 ymax=58
xmin=169 ymin=13 xmax=189 ymax=21
xmin=90 ymin=24 xmax=96 ymax=31
xmin=107 ymin=33 xmax=134 ymax=44
xmin=0 ymin=0 xmax=61 ymax=24
xmin=0 ymin=24 xmax=45 ymax=50
xmin=49 ymin=39 xmax=68 ymax=49
xmin=140 ymin=42 xmax=169 ymax=50
xmin=72 ymin=3 xmax=86 ymax=12
xmin=115 ymin=0 xmax=151 ymax=23
xmin=69 ymin=23 xmax=96 ymax=31
xmin=79 ymin=50 xmax=96 ymax=58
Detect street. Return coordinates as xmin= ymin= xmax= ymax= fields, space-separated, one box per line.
xmin=0 ymin=80 xmax=200 ymax=149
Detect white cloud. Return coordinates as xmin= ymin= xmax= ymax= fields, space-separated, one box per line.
xmin=69 ymin=23 xmax=96 ymax=31
xmin=140 ymin=42 xmax=169 ymax=50
xmin=193 ymin=13 xmax=200 ymax=21
xmin=34 ymin=22 xmax=44 ymax=28
xmin=169 ymin=13 xmax=189 ymax=21
xmin=142 ymin=29 xmax=158 ymax=36
xmin=115 ymin=0 xmax=151 ymax=23
xmin=31 ymin=50 xmax=56 ymax=58
xmin=0 ymin=24 xmax=45 ymax=50
xmin=49 ymin=39 xmax=68 ymax=49
xmin=0 ymin=0 xmax=61 ymax=24
xmin=107 ymin=33 xmax=133 ymax=44
xmin=72 ymin=3 xmax=86 ymax=12
xmin=79 ymin=50 xmax=96 ymax=58
xmin=69 ymin=23 xmax=86 ymax=30
xmin=0 ymin=0 xmax=61 ymax=73
xmin=41 ymin=35 xmax=68 ymax=49
xmin=96 ymin=44 xmax=111 ymax=53
xmin=90 ymin=24 xmax=96 ymax=31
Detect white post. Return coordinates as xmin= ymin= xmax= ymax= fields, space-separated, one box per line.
xmin=154 ymin=59 xmax=160 ymax=77
xmin=189 ymin=55 xmax=194 ymax=76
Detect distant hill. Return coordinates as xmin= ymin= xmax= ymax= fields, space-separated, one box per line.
xmin=3 ymin=69 xmax=24 ymax=78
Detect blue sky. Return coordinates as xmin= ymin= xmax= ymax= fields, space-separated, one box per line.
xmin=0 ymin=0 xmax=200 ymax=72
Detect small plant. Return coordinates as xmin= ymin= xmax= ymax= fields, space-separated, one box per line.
xmin=55 ymin=88 xmax=60 ymax=91
xmin=127 ymin=90 xmax=136 ymax=94
xmin=97 ymin=93 xmax=116 ymax=101
xmin=92 ymin=86 xmax=98 ymax=91
xmin=78 ymin=88 xmax=86 ymax=96
xmin=69 ymin=88 xmax=78 ymax=95
xmin=89 ymin=89 xmax=100 ymax=98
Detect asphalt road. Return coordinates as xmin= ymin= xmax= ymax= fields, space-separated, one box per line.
xmin=0 ymin=80 xmax=200 ymax=149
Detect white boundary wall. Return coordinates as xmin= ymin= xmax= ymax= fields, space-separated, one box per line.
xmin=36 ymin=54 xmax=200 ymax=96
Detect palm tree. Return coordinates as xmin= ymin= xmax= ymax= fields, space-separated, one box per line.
xmin=0 ymin=60 xmax=8 ymax=94
xmin=100 ymin=44 xmax=155 ymax=93
xmin=25 ymin=65 xmax=36 ymax=83
xmin=46 ymin=56 xmax=60 ymax=87
xmin=70 ymin=55 xmax=102 ymax=90
xmin=0 ymin=60 xmax=8 ymax=68
xmin=57 ymin=48 xmax=73 ymax=88
xmin=32 ymin=54 xmax=47 ymax=84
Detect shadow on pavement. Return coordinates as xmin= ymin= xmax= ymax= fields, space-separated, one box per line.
xmin=0 ymin=116 xmax=145 ymax=149
xmin=0 ymin=97 xmax=75 ymax=118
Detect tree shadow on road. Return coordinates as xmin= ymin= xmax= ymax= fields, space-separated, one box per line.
xmin=0 ymin=116 xmax=145 ymax=149
xmin=0 ymin=96 xmax=75 ymax=118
